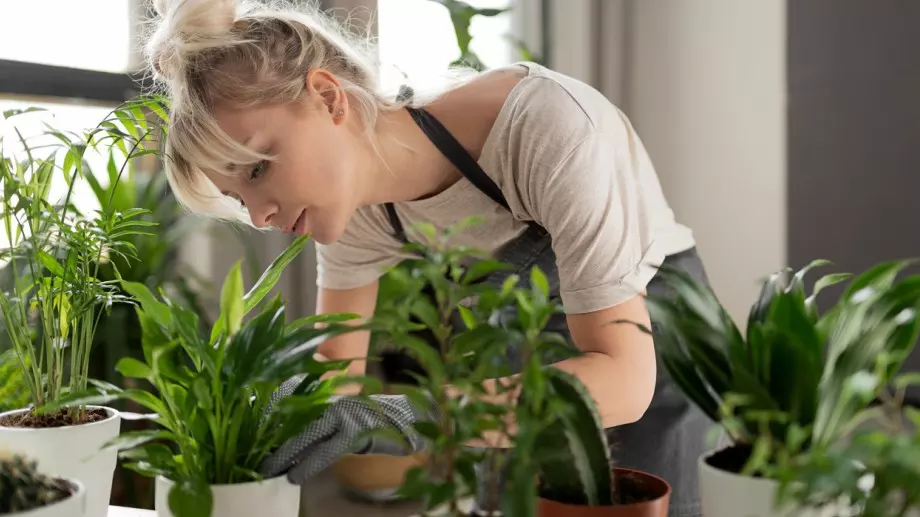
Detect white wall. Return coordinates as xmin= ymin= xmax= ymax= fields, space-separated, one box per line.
xmin=624 ymin=1 xmax=787 ymax=327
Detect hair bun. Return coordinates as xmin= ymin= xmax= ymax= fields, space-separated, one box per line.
xmin=145 ymin=0 xmax=237 ymax=81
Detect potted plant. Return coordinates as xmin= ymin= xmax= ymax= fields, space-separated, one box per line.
xmin=626 ymin=259 xmax=920 ymax=517
xmin=530 ymin=367 xmax=671 ymax=517
xmin=0 ymin=97 xmax=167 ymax=517
xmin=775 ymin=369 xmax=920 ymax=517
xmin=360 ymin=219 xmax=669 ymax=516
xmin=0 ymin=451 xmax=87 ymax=517
xmin=345 ymin=219 xmax=574 ymax=516
xmin=43 ymin=234 xmax=367 ymax=517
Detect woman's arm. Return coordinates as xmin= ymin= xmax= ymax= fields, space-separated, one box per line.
xmin=460 ymin=295 xmax=657 ymax=448
xmin=556 ymin=294 xmax=657 ymax=426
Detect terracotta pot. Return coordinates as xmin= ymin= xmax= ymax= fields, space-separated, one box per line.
xmin=538 ymin=467 xmax=670 ymax=517
xmin=331 ymin=452 xmax=430 ymax=502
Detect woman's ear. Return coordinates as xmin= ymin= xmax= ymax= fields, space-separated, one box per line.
xmin=304 ymin=68 xmax=345 ymax=119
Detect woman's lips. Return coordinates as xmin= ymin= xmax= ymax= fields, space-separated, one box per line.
xmin=293 ymin=209 xmax=306 ymax=235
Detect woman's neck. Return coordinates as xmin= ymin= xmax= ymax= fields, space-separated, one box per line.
xmin=358 ymin=107 xmax=462 ymax=207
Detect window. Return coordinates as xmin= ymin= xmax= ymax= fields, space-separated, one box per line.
xmin=0 ymin=100 xmax=120 ymax=253
xmin=0 ymin=0 xmax=132 ymax=73
xmin=377 ymin=0 xmax=515 ymax=88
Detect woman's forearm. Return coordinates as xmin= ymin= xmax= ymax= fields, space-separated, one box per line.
xmin=452 ymin=348 xmax=657 ymax=449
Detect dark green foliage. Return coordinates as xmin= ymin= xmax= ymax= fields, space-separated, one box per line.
xmin=625 ymin=258 xmax=920 ymax=476
xmin=0 ymin=454 xmax=71 ymax=514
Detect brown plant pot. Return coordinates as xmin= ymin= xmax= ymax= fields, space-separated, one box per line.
xmin=538 ymin=467 xmax=671 ymax=517
xmin=331 ymin=452 xmax=430 ymax=502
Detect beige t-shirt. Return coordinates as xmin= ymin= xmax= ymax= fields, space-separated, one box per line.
xmin=315 ymin=62 xmax=696 ymax=314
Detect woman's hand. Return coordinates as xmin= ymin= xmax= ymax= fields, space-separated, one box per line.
xmin=260 ymin=377 xmax=438 ymax=484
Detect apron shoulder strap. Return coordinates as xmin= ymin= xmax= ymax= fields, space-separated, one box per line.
xmin=384 ymin=85 xmax=511 ymax=243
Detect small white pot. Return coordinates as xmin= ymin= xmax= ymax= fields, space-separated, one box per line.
xmin=0 ymin=406 xmax=120 ymax=517
xmin=4 ymin=478 xmax=86 ymax=517
xmin=155 ymin=475 xmax=301 ymax=517
xmin=699 ymin=448 xmax=857 ymax=517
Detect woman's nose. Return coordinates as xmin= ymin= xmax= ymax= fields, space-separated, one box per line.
xmin=247 ymin=200 xmax=278 ymax=229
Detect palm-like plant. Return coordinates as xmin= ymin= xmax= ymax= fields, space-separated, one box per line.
xmin=0 ymin=97 xmax=167 ymax=424
xmin=630 ymin=259 xmax=920 ymax=476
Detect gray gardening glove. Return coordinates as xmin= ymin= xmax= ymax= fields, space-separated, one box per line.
xmin=259 ymin=375 xmax=439 ymax=484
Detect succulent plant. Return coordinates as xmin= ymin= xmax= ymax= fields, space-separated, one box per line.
xmin=532 ymin=368 xmax=615 ymax=506
xmin=0 ymin=453 xmax=71 ymax=514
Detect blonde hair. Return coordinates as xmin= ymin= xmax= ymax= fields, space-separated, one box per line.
xmin=141 ymin=0 xmax=474 ymax=226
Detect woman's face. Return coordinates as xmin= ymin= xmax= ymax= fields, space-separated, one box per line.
xmin=205 ymin=72 xmax=366 ymax=245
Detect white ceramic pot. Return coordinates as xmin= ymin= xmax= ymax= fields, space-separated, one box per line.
xmin=4 ymin=478 xmax=86 ymax=517
xmin=0 ymin=406 xmax=120 ymax=517
xmin=699 ymin=448 xmax=856 ymax=517
xmin=155 ymin=475 xmax=301 ymax=517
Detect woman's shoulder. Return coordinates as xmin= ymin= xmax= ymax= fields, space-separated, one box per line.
xmin=499 ymin=62 xmax=626 ymax=136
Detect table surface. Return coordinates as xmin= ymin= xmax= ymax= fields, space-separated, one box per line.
xmin=107 ymin=469 xmax=474 ymax=517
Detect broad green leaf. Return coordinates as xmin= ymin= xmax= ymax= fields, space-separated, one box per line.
xmin=122 ymin=280 xmax=172 ymax=329
xmin=37 ymin=250 xmax=65 ymax=278
xmin=210 ymin=234 xmax=311 ymax=343
xmin=116 ymin=357 xmax=153 ymax=379
xmin=530 ymin=266 xmax=549 ymax=298
xmin=168 ymin=479 xmax=212 ymax=517
xmin=219 ymin=261 xmax=245 ymax=336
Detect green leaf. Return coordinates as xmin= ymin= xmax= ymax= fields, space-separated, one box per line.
xmin=116 ymin=357 xmax=153 ymax=379
xmin=531 ymin=267 xmax=549 ymax=298
xmin=462 ymin=259 xmax=511 ymax=284
xmin=122 ymin=280 xmax=172 ymax=329
xmin=210 ymin=234 xmax=311 ymax=343
xmin=168 ymin=479 xmax=213 ymax=517
xmin=457 ymin=305 xmax=477 ymax=329
xmin=220 ymin=261 xmax=245 ymax=336
xmin=37 ymin=250 xmax=65 ymax=278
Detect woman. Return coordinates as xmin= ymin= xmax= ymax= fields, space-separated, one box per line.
xmin=145 ymin=1 xmax=713 ymax=515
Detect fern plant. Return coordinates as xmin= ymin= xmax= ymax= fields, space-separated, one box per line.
xmin=628 ymin=259 xmax=920 ymax=477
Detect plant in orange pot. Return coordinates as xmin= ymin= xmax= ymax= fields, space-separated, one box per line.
xmin=528 ymin=368 xmax=670 ymax=517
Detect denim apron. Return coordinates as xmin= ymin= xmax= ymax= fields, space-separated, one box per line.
xmin=380 ymin=91 xmax=711 ymax=517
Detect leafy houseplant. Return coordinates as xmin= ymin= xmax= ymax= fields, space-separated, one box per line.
xmin=358 ymin=219 xmax=573 ymax=517
xmin=775 ymin=370 xmax=920 ymax=517
xmin=631 ymin=259 xmax=920 ymax=517
xmin=363 ymin=219 xmax=670 ymax=516
xmin=42 ymin=234 xmax=365 ymax=517
xmin=0 ymin=452 xmax=86 ymax=517
xmin=0 ymin=97 xmax=169 ymax=517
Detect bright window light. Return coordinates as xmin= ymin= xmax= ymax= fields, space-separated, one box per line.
xmin=0 ymin=0 xmax=131 ymax=73
xmin=0 ymin=100 xmax=119 ymax=253
xmin=377 ymin=0 xmax=514 ymax=89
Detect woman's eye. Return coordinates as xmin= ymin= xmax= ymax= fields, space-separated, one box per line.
xmin=250 ymin=160 xmax=267 ymax=180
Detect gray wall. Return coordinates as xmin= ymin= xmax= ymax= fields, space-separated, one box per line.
xmin=788 ymin=1 xmax=920 ymax=382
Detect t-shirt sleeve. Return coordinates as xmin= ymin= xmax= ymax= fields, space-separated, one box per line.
xmin=315 ymin=208 xmax=405 ymax=290
xmin=507 ymin=81 xmax=666 ymax=314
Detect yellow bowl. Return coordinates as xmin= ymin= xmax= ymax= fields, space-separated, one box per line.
xmin=332 ymin=452 xmax=430 ymax=502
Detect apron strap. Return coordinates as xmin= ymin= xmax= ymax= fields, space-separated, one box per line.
xmin=384 ymin=85 xmax=511 ymax=243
